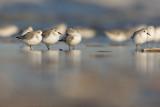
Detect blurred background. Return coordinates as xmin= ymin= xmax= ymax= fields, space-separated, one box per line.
xmin=0 ymin=0 xmax=160 ymax=30
xmin=1 ymin=1 xmax=160 ymax=107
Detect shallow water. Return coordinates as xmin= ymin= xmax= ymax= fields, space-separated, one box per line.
xmin=0 ymin=36 xmax=160 ymax=107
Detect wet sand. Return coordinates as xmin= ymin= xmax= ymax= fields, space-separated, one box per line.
xmin=0 ymin=37 xmax=160 ymax=107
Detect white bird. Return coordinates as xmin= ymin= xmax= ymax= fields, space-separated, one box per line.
xmin=124 ymin=24 xmax=147 ymax=38
xmin=104 ymin=30 xmax=129 ymax=43
xmin=146 ymin=26 xmax=155 ymax=43
xmin=0 ymin=24 xmax=19 ymax=37
xmin=16 ymin=30 xmax=42 ymax=50
xmin=132 ymin=28 xmax=151 ymax=50
xmin=53 ymin=23 xmax=67 ymax=36
xmin=21 ymin=26 xmax=33 ymax=36
xmin=42 ymin=28 xmax=62 ymax=50
xmin=19 ymin=26 xmax=34 ymax=50
xmin=75 ymin=26 xmax=96 ymax=39
xmin=60 ymin=28 xmax=82 ymax=50
xmin=153 ymin=26 xmax=160 ymax=42
xmin=133 ymin=24 xmax=147 ymax=31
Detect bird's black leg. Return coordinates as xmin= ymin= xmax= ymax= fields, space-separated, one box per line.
xmin=30 ymin=46 xmax=32 ymax=50
xmin=46 ymin=44 xmax=50 ymax=50
xmin=136 ymin=45 xmax=138 ymax=51
xmin=69 ymin=45 xmax=70 ymax=50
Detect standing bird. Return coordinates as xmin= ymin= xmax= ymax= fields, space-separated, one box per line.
xmin=104 ymin=29 xmax=129 ymax=43
xmin=42 ymin=28 xmax=62 ymax=50
xmin=146 ymin=26 xmax=155 ymax=43
xmin=0 ymin=24 xmax=19 ymax=37
xmin=21 ymin=26 xmax=33 ymax=36
xmin=59 ymin=28 xmax=82 ymax=50
xmin=75 ymin=26 xmax=96 ymax=39
xmin=53 ymin=23 xmax=67 ymax=36
xmin=16 ymin=30 xmax=42 ymax=50
xmin=145 ymin=26 xmax=155 ymax=48
xmin=19 ymin=26 xmax=34 ymax=50
xmin=153 ymin=26 xmax=160 ymax=42
xmin=132 ymin=28 xmax=151 ymax=50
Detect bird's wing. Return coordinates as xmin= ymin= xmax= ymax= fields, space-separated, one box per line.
xmin=16 ymin=35 xmax=25 ymax=39
xmin=42 ymin=30 xmax=51 ymax=38
xmin=59 ymin=33 xmax=69 ymax=42
xmin=24 ymin=32 xmax=35 ymax=40
xmin=131 ymin=31 xmax=138 ymax=39
xmin=66 ymin=34 xmax=74 ymax=42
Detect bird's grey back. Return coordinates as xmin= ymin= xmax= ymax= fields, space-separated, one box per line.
xmin=42 ymin=30 xmax=51 ymax=38
xmin=131 ymin=28 xmax=144 ymax=39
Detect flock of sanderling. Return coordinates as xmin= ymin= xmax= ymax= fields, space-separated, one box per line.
xmin=132 ymin=26 xmax=160 ymax=50
xmin=16 ymin=23 xmax=82 ymax=50
xmin=0 ymin=23 xmax=160 ymax=51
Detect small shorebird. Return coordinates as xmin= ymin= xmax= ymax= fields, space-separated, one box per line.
xmin=75 ymin=26 xmax=96 ymax=39
xmin=124 ymin=24 xmax=147 ymax=39
xmin=132 ymin=28 xmax=151 ymax=50
xmin=104 ymin=29 xmax=129 ymax=43
xmin=16 ymin=30 xmax=42 ymax=50
xmin=59 ymin=28 xmax=82 ymax=50
xmin=42 ymin=28 xmax=62 ymax=50
xmin=133 ymin=24 xmax=147 ymax=31
xmin=53 ymin=23 xmax=67 ymax=36
xmin=153 ymin=26 xmax=160 ymax=42
xmin=146 ymin=26 xmax=155 ymax=43
xmin=21 ymin=26 xmax=33 ymax=36
xmin=0 ymin=24 xmax=19 ymax=37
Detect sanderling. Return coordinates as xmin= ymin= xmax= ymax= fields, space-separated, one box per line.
xmin=125 ymin=24 xmax=147 ymax=38
xmin=0 ymin=24 xmax=19 ymax=37
xmin=104 ymin=30 xmax=129 ymax=43
xmin=133 ymin=24 xmax=147 ymax=31
xmin=146 ymin=26 xmax=155 ymax=43
xmin=59 ymin=28 xmax=82 ymax=50
xmin=19 ymin=26 xmax=34 ymax=50
xmin=132 ymin=28 xmax=151 ymax=50
xmin=42 ymin=28 xmax=62 ymax=50
xmin=75 ymin=26 xmax=96 ymax=39
xmin=21 ymin=26 xmax=33 ymax=36
xmin=153 ymin=26 xmax=160 ymax=42
xmin=16 ymin=30 xmax=42 ymax=50
xmin=53 ymin=23 xmax=67 ymax=36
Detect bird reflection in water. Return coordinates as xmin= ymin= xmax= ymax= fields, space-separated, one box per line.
xmin=24 ymin=50 xmax=42 ymax=74
xmin=134 ymin=51 xmax=147 ymax=73
xmin=134 ymin=51 xmax=160 ymax=73
xmin=42 ymin=50 xmax=59 ymax=72
xmin=25 ymin=50 xmax=42 ymax=66
xmin=64 ymin=50 xmax=81 ymax=72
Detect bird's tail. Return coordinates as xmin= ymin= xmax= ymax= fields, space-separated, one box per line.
xmin=59 ymin=33 xmax=67 ymax=42
xmin=59 ymin=39 xmax=65 ymax=42
xmin=16 ymin=36 xmax=23 ymax=40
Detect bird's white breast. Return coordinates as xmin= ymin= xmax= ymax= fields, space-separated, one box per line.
xmin=67 ymin=33 xmax=82 ymax=46
xmin=134 ymin=33 xmax=147 ymax=45
xmin=24 ymin=34 xmax=42 ymax=46
xmin=43 ymin=33 xmax=59 ymax=45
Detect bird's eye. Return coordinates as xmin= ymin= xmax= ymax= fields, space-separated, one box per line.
xmin=144 ymin=31 xmax=145 ymax=32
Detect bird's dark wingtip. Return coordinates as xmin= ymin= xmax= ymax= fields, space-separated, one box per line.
xmin=16 ymin=36 xmax=22 ymax=39
xmin=59 ymin=39 xmax=64 ymax=42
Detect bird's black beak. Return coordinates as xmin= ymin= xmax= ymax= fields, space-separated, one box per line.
xmin=58 ymin=32 xmax=62 ymax=35
xmin=147 ymin=33 xmax=151 ymax=36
